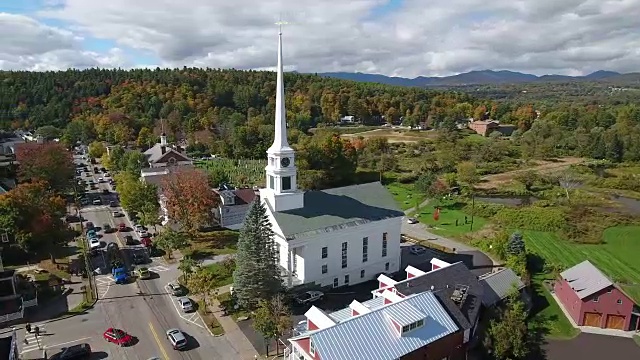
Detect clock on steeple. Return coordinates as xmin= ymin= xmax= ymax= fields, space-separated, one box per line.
xmin=281 ymin=157 xmax=290 ymax=167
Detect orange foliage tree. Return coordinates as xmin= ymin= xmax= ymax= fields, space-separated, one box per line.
xmin=16 ymin=142 xmax=74 ymax=193
xmin=161 ymin=168 xmax=219 ymax=233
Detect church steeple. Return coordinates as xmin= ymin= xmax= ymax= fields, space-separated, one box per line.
xmin=268 ymin=28 xmax=292 ymax=153
xmin=260 ymin=26 xmax=304 ymax=213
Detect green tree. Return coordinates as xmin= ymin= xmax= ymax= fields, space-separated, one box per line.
xmin=415 ymin=172 xmax=436 ymax=194
xmin=35 ymin=125 xmax=61 ymax=140
xmin=456 ymin=161 xmax=479 ymax=189
xmin=506 ymin=232 xmax=526 ymax=256
xmin=233 ymin=200 xmax=281 ymax=309
xmin=252 ymin=294 xmax=293 ymax=355
xmin=513 ymin=170 xmax=538 ymax=191
xmin=179 ymin=256 xmax=199 ymax=282
xmin=187 ymin=267 xmax=216 ymax=310
xmin=88 ymin=141 xmax=107 ymax=159
xmin=136 ymin=127 xmax=155 ymax=149
xmin=485 ymin=295 xmax=530 ymax=360
xmin=154 ymin=228 xmax=189 ymax=259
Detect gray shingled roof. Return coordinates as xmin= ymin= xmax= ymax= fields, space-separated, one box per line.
xmin=144 ymin=144 xmax=190 ymax=164
xmin=479 ymin=268 xmax=525 ymax=306
xmin=560 ymin=260 xmax=613 ymax=299
xmin=272 ymin=182 xmax=403 ymax=239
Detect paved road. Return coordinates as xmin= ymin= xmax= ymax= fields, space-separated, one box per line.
xmin=15 ymin=155 xmax=242 ymax=360
xmin=545 ymin=333 xmax=640 ymax=360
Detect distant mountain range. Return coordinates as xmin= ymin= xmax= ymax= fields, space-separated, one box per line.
xmin=317 ymin=69 xmax=640 ymax=87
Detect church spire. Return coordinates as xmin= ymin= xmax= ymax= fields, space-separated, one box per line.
xmin=269 ymin=27 xmax=292 ymax=152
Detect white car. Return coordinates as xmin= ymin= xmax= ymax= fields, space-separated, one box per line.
xmin=135 ymin=225 xmax=145 ymax=233
xmin=294 ymin=291 xmax=324 ymax=305
xmin=178 ymin=297 xmax=194 ymax=312
xmin=98 ymin=177 xmax=104 ymax=182
xmin=89 ymin=238 xmax=101 ymax=249
xmin=407 ymin=217 xmax=418 ymax=224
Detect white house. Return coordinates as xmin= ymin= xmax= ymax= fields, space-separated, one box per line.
xmin=259 ymin=30 xmax=403 ymax=288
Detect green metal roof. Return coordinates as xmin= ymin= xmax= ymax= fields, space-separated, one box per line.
xmin=272 ymin=182 xmax=403 ymax=240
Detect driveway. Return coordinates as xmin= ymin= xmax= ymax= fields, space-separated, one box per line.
xmin=401 ymin=219 xmax=495 ymax=277
xmin=545 ymin=333 xmax=640 ymax=360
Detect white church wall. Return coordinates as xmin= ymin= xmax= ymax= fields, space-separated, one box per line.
xmin=289 ymin=216 xmax=402 ymax=287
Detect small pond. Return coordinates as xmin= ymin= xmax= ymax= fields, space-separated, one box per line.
xmin=609 ymin=195 xmax=640 ymax=215
xmin=474 ymin=195 xmax=539 ymax=207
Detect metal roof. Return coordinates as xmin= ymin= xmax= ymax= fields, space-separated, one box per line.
xmin=479 ymin=268 xmax=525 ymax=306
xmin=272 ymin=182 xmax=403 ymax=239
xmin=384 ymin=302 xmax=426 ymax=326
xmin=307 ymin=291 xmax=458 ymax=360
xmin=560 ymin=260 xmax=613 ymax=299
xmin=329 ymin=297 xmax=385 ymax=323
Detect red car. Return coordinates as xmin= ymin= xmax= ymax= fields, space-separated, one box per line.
xmin=140 ymin=236 xmax=152 ymax=248
xmin=118 ymin=223 xmax=127 ymax=232
xmin=103 ymin=328 xmax=133 ymax=346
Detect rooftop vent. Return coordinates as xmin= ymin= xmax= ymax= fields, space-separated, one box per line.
xmin=451 ymin=284 xmax=469 ymax=306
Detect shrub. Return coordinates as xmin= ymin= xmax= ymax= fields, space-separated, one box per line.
xmin=561 ymin=207 xmax=633 ymax=244
xmin=463 ymin=202 xmax=505 ymax=218
xmin=493 ymin=207 xmax=567 ymax=232
xmin=397 ymin=173 xmax=419 ymax=184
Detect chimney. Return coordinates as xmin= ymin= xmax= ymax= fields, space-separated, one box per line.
xmin=161 ymin=145 xmax=166 ymax=155
xmin=160 ymin=133 xmax=168 ymax=146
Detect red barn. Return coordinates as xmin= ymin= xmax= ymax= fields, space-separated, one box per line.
xmin=554 ymin=260 xmax=640 ymax=331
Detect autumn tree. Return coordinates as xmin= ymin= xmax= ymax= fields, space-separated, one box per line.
xmin=162 ymin=168 xmax=218 ymax=233
xmin=179 ymin=256 xmax=200 ymax=282
xmin=16 ymin=142 xmax=74 ymax=193
xmin=88 ymin=141 xmax=107 ymax=159
xmin=154 ymin=228 xmax=189 ymax=259
xmin=252 ymin=294 xmax=293 ymax=355
xmin=297 ymin=132 xmax=358 ymax=189
xmin=456 ymin=161 xmax=479 ymax=189
xmin=114 ymin=172 xmax=159 ymax=217
xmin=0 ymin=181 xmax=67 ymax=258
xmin=233 ymin=200 xmax=281 ymax=309
xmin=188 ymin=267 xmax=216 ymax=310
xmin=136 ymin=127 xmax=156 ymax=149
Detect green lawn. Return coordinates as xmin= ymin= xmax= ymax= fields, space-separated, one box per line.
xmin=523 ymin=226 xmax=640 ymax=302
xmin=203 ymin=262 xmax=235 ymax=289
xmin=416 ymin=202 xmax=487 ymax=238
xmin=529 ymin=275 xmax=580 ymax=339
xmin=182 ymin=230 xmax=238 ymax=260
xmin=385 ymin=182 xmax=424 ymax=211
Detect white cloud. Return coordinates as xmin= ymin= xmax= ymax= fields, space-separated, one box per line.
xmin=2 ymin=0 xmax=639 ymax=76
xmin=0 ymin=13 xmax=128 ymax=70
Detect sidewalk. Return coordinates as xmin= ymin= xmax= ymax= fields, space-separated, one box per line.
xmin=209 ymin=298 xmax=260 ymax=359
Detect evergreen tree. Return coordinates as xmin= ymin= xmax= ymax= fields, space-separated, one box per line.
xmin=233 ymin=200 xmax=282 ymax=309
xmin=506 ymin=232 xmax=526 ymax=256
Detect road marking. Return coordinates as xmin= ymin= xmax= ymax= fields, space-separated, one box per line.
xmin=44 ymin=337 xmax=91 ymax=350
xmin=148 ymin=322 xmax=170 ymax=360
xmin=20 ymin=325 xmax=46 ymax=354
xmin=164 ymin=283 xmax=205 ymax=329
xmin=148 ymin=265 xmax=170 ymax=272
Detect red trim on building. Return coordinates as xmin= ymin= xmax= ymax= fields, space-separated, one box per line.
xmin=432 ymin=264 xmax=440 ymax=271
xmin=407 ymin=273 xmax=415 ymax=279
xmin=308 ymin=320 xmax=318 ymax=331
xmin=352 ymin=309 xmax=359 ymax=316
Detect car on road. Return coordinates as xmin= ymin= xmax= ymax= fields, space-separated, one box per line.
xmin=109 ymin=201 xmax=117 ymax=207
xmin=409 ymin=245 xmax=427 ymax=255
xmin=166 ymin=328 xmax=187 ymax=350
xmin=178 ymin=297 xmax=194 ymax=312
xmin=49 ymin=343 xmax=92 ymax=359
xmin=103 ymin=328 xmax=133 ymax=346
xmin=141 ymin=236 xmax=152 ymax=247
xmin=92 ymin=198 xmax=102 ymax=205
xmin=85 ymin=221 xmax=94 ymax=230
xmin=136 ymin=267 xmax=151 ymax=279
xmin=124 ymin=235 xmax=135 ymax=245
xmin=407 ymin=217 xmax=418 ymax=224
xmin=168 ymin=283 xmax=185 ymax=296
xmin=294 ymin=290 xmax=324 ymax=305
xmin=103 ymin=224 xmax=112 ymax=233
xmin=118 ymin=223 xmax=127 ymax=232
xmin=112 ymin=211 xmax=123 ymax=217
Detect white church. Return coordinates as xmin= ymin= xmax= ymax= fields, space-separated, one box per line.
xmin=259 ymin=30 xmax=404 ymax=288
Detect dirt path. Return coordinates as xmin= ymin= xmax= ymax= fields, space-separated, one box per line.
xmin=477 ymin=157 xmax=586 ymax=189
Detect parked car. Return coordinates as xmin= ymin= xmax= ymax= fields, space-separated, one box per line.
xmin=49 ymin=343 xmax=92 ymax=359
xmin=140 ymin=237 xmax=152 ymax=247
xmin=103 ymin=224 xmax=112 ymax=233
xmin=407 ymin=217 xmax=418 ymax=224
xmin=409 ymin=245 xmax=427 ymax=255
xmin=85 ymin=222 xmax=94 ymax=230
xmin=109 ymin=201 xmax=117 ymax=207
xmin=124 ymin=235 xmax=135 ymax=245
xmin=103 ymin=328 xmax=133 ymax=346
xmin=135 ymin=225 xmax=145 ymax=233
xmin=294 ymin=291 xmax=324 ymax=305
xmin=118 ymin=223 xmax=127 ymax=232
xmin=166 ymin=329 xmax=187 ymax=350
xmin=178 ymin=297 xmax=194 ymax=312
xmin=89 ymin=238 xmax=100 ymax=249
xmin=136 ymin=267 xmax=151 ymax=280
xmin=112 ymin=211 xmax=123 ymax=217
xmin=92 ymin=198 xmax=102 ymax=205
xmin=168 ymin=283 xmax=185 ymax=296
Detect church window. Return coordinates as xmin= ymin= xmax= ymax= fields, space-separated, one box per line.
xmin=362 ymin=237 xmax=368 ymax=263
xmin=360 ymin=270 xmax=365 ymax=278
xmin=321 ymin=247 xmax=327 ymax=259
xmin=333 ymin=278 xmax=339 ymax=288
xmin=385 ymin=262 xmax=390 ymax=271
xmin=282 ymin=176 xmax=291 ymax=191
xmin=341 ymin=242 xmax=348 ymax=268
xmin=269 ymin=175 xmax=275 ymax=189
xmin=322 ymin=264 xmax=328 ymax=274
xmin=382 ymin=236 xmax=388 ymax=257
xmin=344 ymin=275 xmax=350 ymax=285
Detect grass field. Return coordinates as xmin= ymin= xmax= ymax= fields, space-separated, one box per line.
xmin=415 ymin=202 xmax=487 ymax=238
xmin=530 ymin=275 xmax=580 ymax=339
xmin=385 ymin=182 xmax=424 ymax=211
xmin=523 ymin=226 xmax=640 ymax=301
